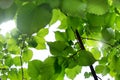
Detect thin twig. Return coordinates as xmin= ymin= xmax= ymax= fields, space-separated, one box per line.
xmin=75 ymin=30 xmax=98 ymax=80
xmin=19 ymin=36 xmax=26 ymax=80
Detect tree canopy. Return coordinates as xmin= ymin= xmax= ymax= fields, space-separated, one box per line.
xmin=0 ymin=0 xmax=120 ymax=80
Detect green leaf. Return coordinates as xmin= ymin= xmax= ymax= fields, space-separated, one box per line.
xmin=115 ymin=16 xmax=120 ymax=30
xmin=67 ymin=16 xmax=82 ymax=31
xmin=113 ymin=0 xmax=120 ymax=9
xmin=8 ymin=68 xmax=19 ymax=80
xmin=101 ymin=28 xmax=115 ymax=41
xmin=61 ymin=0 xmax=87 ymax=17
xmin=55 ymin=31 xmax=67 ymax=41
xmin=95 ymin=65 xmax=105 ymax=74
xmin=13 ymin=56 xmax=21 ymax=66
xmin=84 ymin=72 xmax=91 ymax=78
xmin=91 ymin=47 xmax=101 ymax=60
xmin=65 ymin=65 xmax=81 ymax=79
xmin=66 ymin=27 xmax=75 ymax=40
xmin=115 ymin=30 xmax=120 ymax=40
xmin=87 ymin=13 xmax=105 ymax=26
xmin=34 ymin=36 xmax=46 ymax=49
xmin=76 ymin=50 xmax=96 ymax=66
xmin=102 ymin=66 xmax=110 ymax=76
xmin=109 ymin=56 xmax=120 ymax=74
xmin=37 ymin=28 xmax=49 ymax=37
xmin=46 ymin=0 xmax=60 ymax=9
xmin=50 ymin=9 xmax=68 ymax=29
xmin=28 ymin=60 xmax=43 ymax=79
xmin=7 ymin=38 xmax=20 ymax=54
xmin=87 ymin=0 xmax=109 ymax=15
xmin=27 ymin=36 xmax=38 ymax=48
xmin=99 ymin=57 xmax=108 ymax=64
xmin=17 ymin=3 xmax=52 ymax=34
xmin=40 ymin=57 xmax=56 ymax=80
xmin=5 ymin=55 xmax=13 ymax=67
xmin=47 ymin=41 xmax=74 ymax=56
xmin=105 ymin=12 xmax=116 ymax=27
xmin=22 ymin=49 xmax=33 ymax=62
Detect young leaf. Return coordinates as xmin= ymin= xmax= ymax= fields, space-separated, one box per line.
xmin=22 ymin=49 xmax=33 ymax=62
xmin=65 ymin=65 xmax=81 ymax=79
xmin=91 ymin=47 xmax=101 ymax=60
xmin=34 ymin=36 xmax=46 ymax=49
xmin=13 ymin=56 xmax=21 ymax=66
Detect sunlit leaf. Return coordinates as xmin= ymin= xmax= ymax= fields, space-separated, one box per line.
xmin=5 ymin=55 xmax=13 ymax=67
xmin=13 ymin=56 xmax=21 ymax=66
xmin=95 ymin=65 xmax=105 ymax=74
xmin=8 ymin=68 xmax=18 ymax=80
xmin=91 ymin=47 xmax=101 ymax=60
xmin=37 ymin=28 xmax=49 ymax=37
xmin=34 ymin=36 xmax=46 ymax=49
xmin=50 ymin=9 xmax=68 ymax=29
xmin=65 ymin=65 xmax=81 ymax=79
xmin=22 ymin=49 xmax=33 ymax=62
xmin=101 ymin=28 xmax=115 ymax=41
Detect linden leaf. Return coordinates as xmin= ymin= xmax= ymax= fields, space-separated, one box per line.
xmin=87 ymin=0 xmax=109 ymax=15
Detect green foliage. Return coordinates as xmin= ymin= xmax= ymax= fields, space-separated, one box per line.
xmin=75 ymin=50 xmax=96 ymax=66
xmin=87 ymin=0 xmax=109 ymax=15
xmin=17 ymin=3 xmax=52 ymax=34
xmin=1 ymin=0 xmax=120 ymax=80
xmin=65 ymin=65 xmax=81 ymax=79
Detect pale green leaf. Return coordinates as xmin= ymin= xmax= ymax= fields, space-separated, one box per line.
xmin=91 ymin=47 xmax=101 ymax=60
xmin=22 ymin=49 xmax=33 ymax=62
xmin=65 ymin=65 xmax=81 ymax=79
xmin=37 ymin=28 xmax=49 ymax=37
xmin=13 ymin=56 xmax=21 ymax=66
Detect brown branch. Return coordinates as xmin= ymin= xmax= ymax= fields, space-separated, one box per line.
xmin=75 ymin=30 xmax=98 ymax=80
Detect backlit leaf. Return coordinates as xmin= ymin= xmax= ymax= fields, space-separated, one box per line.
xmin=13 ymin=56 xmax=21 ymax=66
xmin=22 ymin=49 xmax=33 ymax=62
xmin=65 ymin=65 xmax=81 ymax=79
